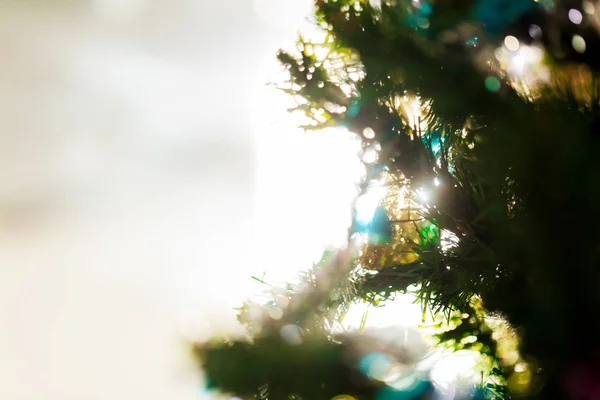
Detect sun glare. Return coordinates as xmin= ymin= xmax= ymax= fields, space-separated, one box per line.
xmin=244 ymin=9 xmax=483 ymax=394
xmin=251 ymin=51 xmax=364 ymax=287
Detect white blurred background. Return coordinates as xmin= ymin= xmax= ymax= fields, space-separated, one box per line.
xmin=0 ymin=0 xmax=336 ymax=398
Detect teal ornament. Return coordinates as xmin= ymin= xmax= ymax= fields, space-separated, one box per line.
xmin=405 ymin=0 xmax=433 ymax=31
xmin=375 ymin=373 xmax=433 ymax=399
xmin=203 ymin=377 xmax=218 ymax=391
xmin=350 ymin=205 xmax=393 ymax=244
xmin=472 ymin=0 xmax=541 ymax=36
xmin=360 ymin=352 xmax=394 ymax=380
xmin=421 ymin=130 xmax=444 ymax=157
xmin=347 ymin=100 xmax=361 ymax=118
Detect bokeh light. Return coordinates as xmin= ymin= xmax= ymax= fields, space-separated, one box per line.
xmin=363 ymin=127 xmax=376 ymax=139
xmin=504 ymin=35 xmax=520 ymax=52
xmin=528 ymin=24 xmax=543 ymax=40
xmin=485 ymin=76 xmax=501 ymax=92
xmin=360 ymin=352 xmax=396 ymax=381
xmin=572 ymin=35 xmax=587 ymax=53
xmin=568 ymin=8 xmax=584 ymax=24
xmin=280 ymin=324 xmax=303 ymax=345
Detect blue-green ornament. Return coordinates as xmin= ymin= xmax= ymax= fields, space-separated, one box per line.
xmin=347 ymin=99 xmax=361 ymax=118
xmin=405 ymin=0 xmax=433 ymax=31
xmin=203 ymin=377 xmax=218 ymax=391
xmin=472 ymin=0 xmax=541 ymax=36
xmin=375 ymin=374 xmax=433 ymax=399
xmin=421 ymin=130 xmax=444 ymax=158
xmin=350 ymin=205 xmax=393 ymax=244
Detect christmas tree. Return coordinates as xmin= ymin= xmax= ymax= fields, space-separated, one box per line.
xmin=195 ymin=0 xmax=600 ymax=398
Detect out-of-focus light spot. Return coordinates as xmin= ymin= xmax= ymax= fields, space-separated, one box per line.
xmin=355 ymin=186 xmax=386 ymax=225
xmin=510 ymin=53 xmax=527 ymax=75
xmin=572 ymin=35 xmax=587 ymax=53
xmin=495 ymin=43 xmax=549 ymax=88
xmin=362 ymin=148 xmax=378 ymax=164
xmin=369 ymin=0 xmax=382 ymax=9
xmin=348 ymin=72 xmax=362 ymax=82
xmin=268 ymin=306 xmax=283 ymax=320
xmin=363 ymin=127 xmax=376 ymax=139
xmin=332 ymin=395 xmax=357 ymax=400
xmin=502 ymin=350 xmax=520 ymax=366
xmin=387 ymin=370 xmax=419 ymax=391
xmin=514 ymin=362 xmax=528 ymax=372
xmin=529 ymin=24 xmax=543 ymax=40
xmin=583 ymin=1 xmax=595 ymax=14
xmin=280 ymin=324 xmax=303 ymax=345
xmin=526 ymin=46 xmax=544 ymax=62
xmin=504 ymin=35 xmax=520 ymax=51
xmin=359 ymin=352 xmax=395 ymax=381
xmin=538 ymin=67 xmax=551 ymax=81
xmin=383 ymin=364 xmax=407 ymax=384
xmin=417 ymin=18 xmax=430 ymax=29
xmin=324 ymin=102 xmax=347 ymax=114
xmin=485 ymin=76 xmax=501 ymax=92
xmin=430 ymin=350 xmax=480 ymax=389
xmin=461 ymin=335 xmax=478 ymax=344
xmin=508 ymin=367 xmax=532 ymax=394
xmin=508 ymin=45 xmax=544 ymax=76
xmin=568 ymin=9 xmax=584 ymax=24
xmin=494 ymin=47 xmax=506 ymax=61
xmin=276 ymin=295 xmax=290 ymax=308
xmin=434 ymin=177 xmax=440 ymax=187
xmin=417 ymin=189 xmax=429 ymax=202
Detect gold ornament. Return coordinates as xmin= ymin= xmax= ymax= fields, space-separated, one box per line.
xmin=359 ymin=172 xmax=426 ymax=270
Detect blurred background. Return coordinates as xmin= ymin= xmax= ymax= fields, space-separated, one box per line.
xmin=0 ymin=0 xmax=385 ymax=399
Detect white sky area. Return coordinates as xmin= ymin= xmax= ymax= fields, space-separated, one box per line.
xmin=0 ymin=1 xmax=474 ymax=399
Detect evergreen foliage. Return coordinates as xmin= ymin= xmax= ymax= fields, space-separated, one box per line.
xmin=195 ymin=1 xmax=600 ymax=398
